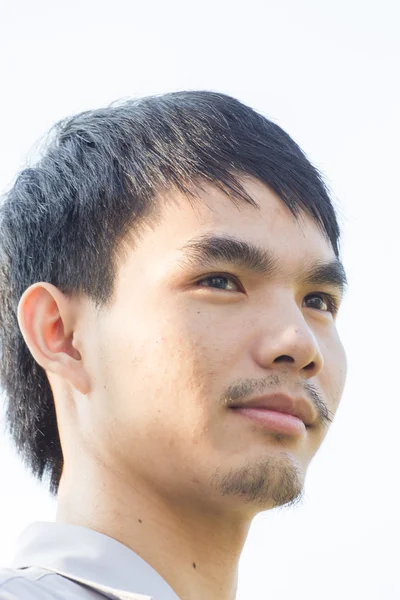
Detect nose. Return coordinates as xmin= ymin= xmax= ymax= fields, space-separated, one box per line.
xmin=252 ymin=302 xmax=324 ymax=379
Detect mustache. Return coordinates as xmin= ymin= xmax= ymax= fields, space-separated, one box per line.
xmin=221 ymin=375 xmax=333 ymax=427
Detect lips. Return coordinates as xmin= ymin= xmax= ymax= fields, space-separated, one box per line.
xmin=229 ymin=393 xmax=316 ymax=427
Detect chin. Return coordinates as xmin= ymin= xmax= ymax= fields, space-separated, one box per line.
xmin=210 ymin=452 xmax=305 ymax=512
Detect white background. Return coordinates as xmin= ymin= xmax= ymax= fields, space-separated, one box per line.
xmin=0 ymin=1 xmax=399 ymax=598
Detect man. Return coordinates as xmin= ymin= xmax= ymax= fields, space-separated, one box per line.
xmin=0 ymin=91 xmax=347 ymax=600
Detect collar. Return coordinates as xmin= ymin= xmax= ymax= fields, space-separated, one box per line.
xmin=11 ymin=521 xmax=181 ymax=600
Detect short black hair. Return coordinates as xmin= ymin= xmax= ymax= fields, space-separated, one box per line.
xmin=0 ymin=91 xmax=341 ymax=495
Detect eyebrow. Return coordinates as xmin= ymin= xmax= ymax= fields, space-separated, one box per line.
xmin=178 ymin=234 xmax=348 ymax=293
xmin=301 ymin=260 xmax=348 ymax=293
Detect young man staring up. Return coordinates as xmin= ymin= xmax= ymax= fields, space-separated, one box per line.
xmin=0 ymin=91 xmax=347 ymax=600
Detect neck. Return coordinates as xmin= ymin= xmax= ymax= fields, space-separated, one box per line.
xmin=56 ymin=458 xmax=252 ymax=600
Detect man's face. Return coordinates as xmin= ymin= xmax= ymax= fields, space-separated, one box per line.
xmin=79 ymin=178 xmax=347 ymax=515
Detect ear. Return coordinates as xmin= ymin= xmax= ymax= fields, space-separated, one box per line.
xmin=17 ymin=282 xmax=90 ymax=395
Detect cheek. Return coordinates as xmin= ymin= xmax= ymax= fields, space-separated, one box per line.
xmin=319 ymin=331 xmax=347 ymax=411
xmin=103 ymin=308 xmax=221 ymax=423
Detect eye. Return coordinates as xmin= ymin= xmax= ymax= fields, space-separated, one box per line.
xmin=303 ymin=293 xmax=338 ymax=315
xmin=196 ymin=274 xmax=243 ymax=292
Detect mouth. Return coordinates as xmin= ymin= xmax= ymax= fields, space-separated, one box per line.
xmin=228 ymin=392 xmax=316 ymax=437
xmin=229 ymin=406 xmax=306 ymax=436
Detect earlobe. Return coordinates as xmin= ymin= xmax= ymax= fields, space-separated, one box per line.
xmin=17 ymin=282 xmax=90 ymax=395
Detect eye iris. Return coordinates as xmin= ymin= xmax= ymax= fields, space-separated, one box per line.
xmin=307 ymin=295 xmax=327 ymax=310
xmin=197 ymin=275 xmax=237 ymax=290
xmin=207 ymin=276 xmax=230 ymax=289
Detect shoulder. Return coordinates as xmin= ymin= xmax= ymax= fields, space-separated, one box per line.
xmin=0 ymin=566 xmax=103 ymax=600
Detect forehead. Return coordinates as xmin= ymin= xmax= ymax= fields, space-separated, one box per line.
xmin=139 ymin=178 xmax=336 ymax=267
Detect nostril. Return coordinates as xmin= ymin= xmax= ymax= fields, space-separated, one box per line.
xmin=273 ymin=355 xmax=295 ymax=364
xmin=303 ymin=361 xmax=315 ymax=371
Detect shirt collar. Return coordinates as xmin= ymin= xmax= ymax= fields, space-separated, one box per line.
xmin=11 ymin=521 xmax=181 ymax=600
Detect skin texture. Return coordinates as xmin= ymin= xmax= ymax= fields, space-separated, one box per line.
xmin=17 ymin=178 xmax=347 ymax=600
